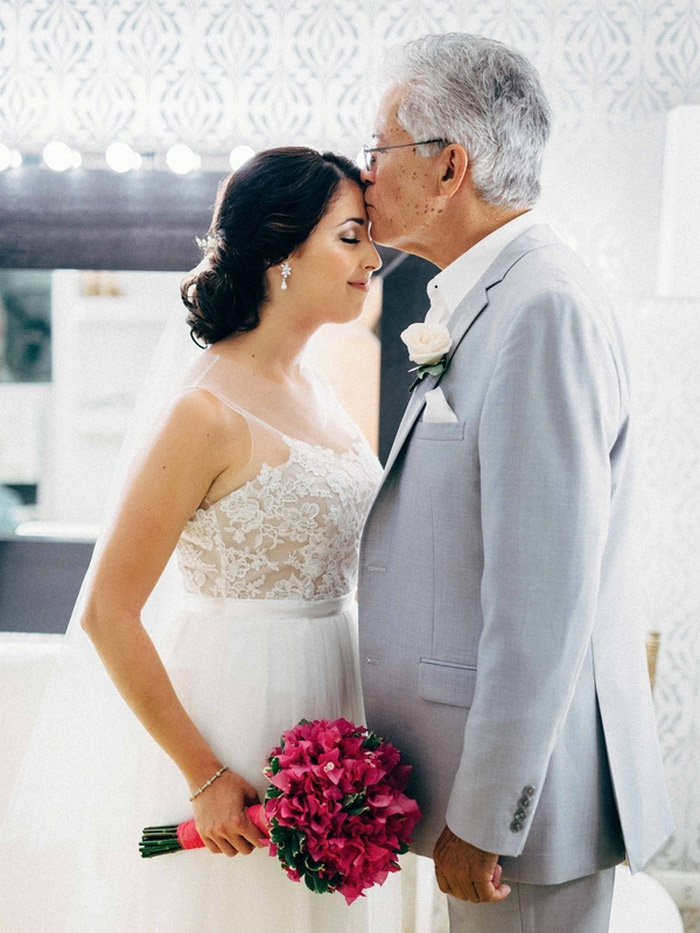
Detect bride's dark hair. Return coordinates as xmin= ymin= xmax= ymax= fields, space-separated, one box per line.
xmin=181 ymin=147 xmax=363 ymax=345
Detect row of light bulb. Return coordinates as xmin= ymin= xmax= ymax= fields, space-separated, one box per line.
xmin=0 ymin=142 xmax=256 ymax=174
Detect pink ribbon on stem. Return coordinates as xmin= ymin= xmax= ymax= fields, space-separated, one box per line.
xmin=176 ymin=803 xmax=268 ymax=850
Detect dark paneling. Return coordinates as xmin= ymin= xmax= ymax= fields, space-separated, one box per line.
xmin=378 ymin=252 xmax=438 ymax=463
xmin=0 ymin=166 xmax=225 ymax=271
xmin=0 ymin=536 xmax=94 ymax=633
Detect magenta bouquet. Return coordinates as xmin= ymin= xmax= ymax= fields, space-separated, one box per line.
xmin=140 ymin=717 xmax=421 ymax=904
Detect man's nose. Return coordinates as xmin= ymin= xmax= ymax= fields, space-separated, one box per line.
xmin=360 ymin=166 xmax=375 ymax=185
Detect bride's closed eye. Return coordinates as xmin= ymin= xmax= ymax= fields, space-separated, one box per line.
xmin=340 ymin=224 xmax=365 ymax=244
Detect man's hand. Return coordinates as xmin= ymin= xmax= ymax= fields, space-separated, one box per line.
xmin=433 ymin=825 xmax=511 ymax=903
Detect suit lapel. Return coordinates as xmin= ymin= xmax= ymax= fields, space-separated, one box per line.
xmin=379 ymin=224 xmax=559 ymax=481
xmin=381 ymin=283 xmax=488 ymax=476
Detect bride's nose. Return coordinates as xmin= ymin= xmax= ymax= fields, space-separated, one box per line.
xmin=364 ymin=242 xmax=382 ymax=273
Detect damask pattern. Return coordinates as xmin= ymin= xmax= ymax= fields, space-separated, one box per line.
xmin=2 ymin=0 xmax=700 ymax=153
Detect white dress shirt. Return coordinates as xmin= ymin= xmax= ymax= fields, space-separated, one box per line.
xmin=425 ymin=210 xmax=544 ymax=325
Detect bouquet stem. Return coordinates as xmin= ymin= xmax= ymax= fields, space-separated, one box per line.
xmin=139 ymin=804 xmax=267 ymax=858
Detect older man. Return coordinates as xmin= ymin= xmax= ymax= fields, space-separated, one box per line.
xmin=358 ymin=33 xmax=673 ymax=932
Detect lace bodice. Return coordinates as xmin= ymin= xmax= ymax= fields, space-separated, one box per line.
xmin=175 ymin=353 xmax=382 ymax=601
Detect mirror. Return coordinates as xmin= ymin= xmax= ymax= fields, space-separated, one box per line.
xmin=0 ymin=168 xmax=403 ymax=632
xmin=0 ymin=167 xmax=220 ymax=631
xmin=0 ymin=269 xmax=52 ymax=532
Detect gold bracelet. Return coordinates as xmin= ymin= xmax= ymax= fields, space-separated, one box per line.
xmin=189 ymin=765 xmax=229 ymax=801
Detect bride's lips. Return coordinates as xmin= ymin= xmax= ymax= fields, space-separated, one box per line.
xmin=348 ymin=280 xmax=370 ymax=292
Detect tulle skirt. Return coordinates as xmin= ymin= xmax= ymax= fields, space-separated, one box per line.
xmin=0 ymin=594 xmax=402 ymax=932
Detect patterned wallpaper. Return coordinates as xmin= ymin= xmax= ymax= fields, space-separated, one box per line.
xmin=2 ymin=0 xmax=700 ymax=152
xmin=2 ymin=0 xmax=700 ymax=296
xmin=1 ymin=0 xmax=700 ymax=922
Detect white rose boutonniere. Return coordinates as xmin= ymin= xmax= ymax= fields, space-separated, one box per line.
xmin=401 ymin=322 xmax=453 ymax=391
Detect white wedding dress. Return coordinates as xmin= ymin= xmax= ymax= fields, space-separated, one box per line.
xmin=0 ymin=350 xmax=402 ymax=932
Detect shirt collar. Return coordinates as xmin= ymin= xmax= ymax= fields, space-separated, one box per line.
xmin=425 ymin=210 xmax=544 ymax=323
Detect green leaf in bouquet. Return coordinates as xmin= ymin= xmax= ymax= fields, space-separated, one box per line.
xmin=268 ymin=755 xmax=281 ymax=775
xmin=303 ymin=863 xmax=330 ymax=895
xmin=304 ymin=873 xmax=320 ymax=893
xmin=305 ymin=855 xmax=324 ymax=873
xmin=362 ymin=731 xmax=382 ymax=750
xmin=271 ymin=823 xmax=306 ymax=868
xmin=344 ymin=803 xmax=370 ymax=816
xmin=342 ymin=791 xmax=366 ymax=809
xmin=342 ymin=790 xmax=370 ymax=815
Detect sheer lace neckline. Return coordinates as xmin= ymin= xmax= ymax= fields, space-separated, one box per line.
xmin=177 ymin=427 xmax=381 ymax=601
xmin=200 ymin=434 xmax=363 ymax=511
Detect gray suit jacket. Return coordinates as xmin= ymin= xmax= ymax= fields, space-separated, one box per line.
xmin=358 ymin=225 xmax=674 ymax=885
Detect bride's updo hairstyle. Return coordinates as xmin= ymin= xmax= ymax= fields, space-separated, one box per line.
xmin=181 ymin=146 xmax=362 ymax=345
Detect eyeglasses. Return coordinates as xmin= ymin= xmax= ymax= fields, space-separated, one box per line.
xmin=361 ymin=138 xmax=449 ymax=172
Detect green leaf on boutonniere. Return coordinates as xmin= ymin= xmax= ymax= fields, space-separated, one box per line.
xmin=408 ymin=356 xmax=448 ymax=392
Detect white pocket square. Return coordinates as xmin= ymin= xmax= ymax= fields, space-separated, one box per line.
xmin=421 ymin=387 xmax=459 ymax=423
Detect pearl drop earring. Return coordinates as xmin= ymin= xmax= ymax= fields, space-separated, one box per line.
xmin=280 ymin=262 xmax=292 ymax=290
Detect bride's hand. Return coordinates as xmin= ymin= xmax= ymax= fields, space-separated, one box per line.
xmin=191 ymin=769 xmax=266 ymax=857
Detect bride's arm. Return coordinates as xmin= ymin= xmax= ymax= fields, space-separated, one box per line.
xmin=81 ymin=388 xmax=265 ymax=856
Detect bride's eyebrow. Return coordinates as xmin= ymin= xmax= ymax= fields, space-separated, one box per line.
xmin=337 ymin=217 xmax=366 ymax=227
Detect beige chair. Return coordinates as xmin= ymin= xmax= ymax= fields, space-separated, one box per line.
xmin=646 ymin=631 xmax=660 ymax=693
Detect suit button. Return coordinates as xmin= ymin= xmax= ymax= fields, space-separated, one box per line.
xmin=510 ymin=820 xmax=523 ymax=833
xmin=515 ymin=808 xmax=527 ymax=821
xmin=522 ymin=785 xmax=536 ymax=797
xmin=518 ymin=796 xmax=531 ymax=808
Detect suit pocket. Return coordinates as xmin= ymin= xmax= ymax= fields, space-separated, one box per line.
xmin=418 ymin=658 xmax=477 ymax=708
xmin=413 ymin=421 xmax=465 ymax=441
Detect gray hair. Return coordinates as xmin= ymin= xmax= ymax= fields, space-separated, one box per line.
xmin=383 ymin=33 xmax=552 ymax=209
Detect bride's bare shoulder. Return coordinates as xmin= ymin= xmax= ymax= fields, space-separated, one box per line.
xmin=164 ymin=385 xmax=249 ymax=445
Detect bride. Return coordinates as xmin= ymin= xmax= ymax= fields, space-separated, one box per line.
xmin=1 ymin=147 xmax=403 ymax=931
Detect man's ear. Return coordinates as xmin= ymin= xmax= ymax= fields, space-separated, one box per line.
xmin=438 ymin=144 xmax=469 ymax=196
